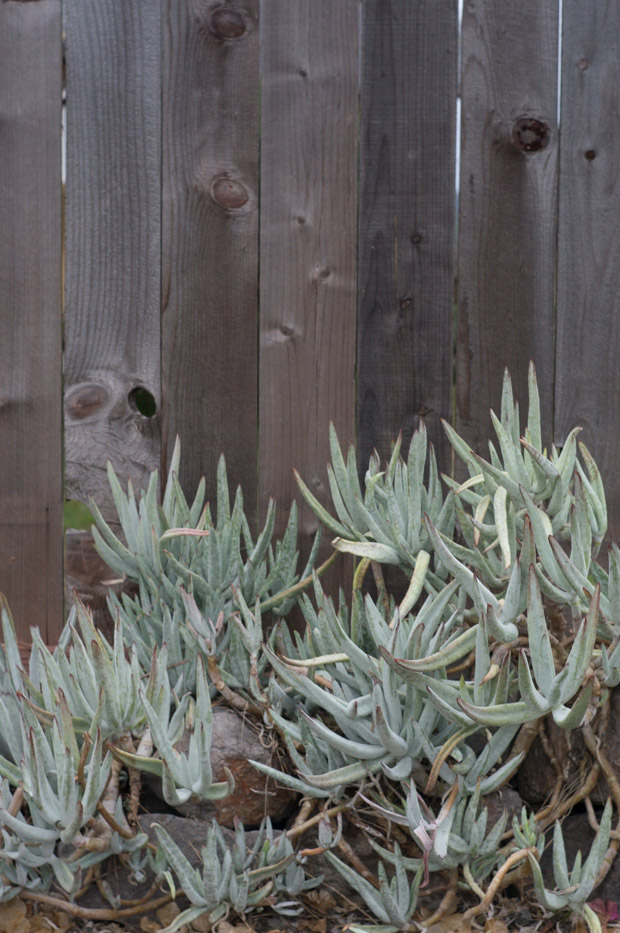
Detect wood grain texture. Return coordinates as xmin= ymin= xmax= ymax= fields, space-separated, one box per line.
xmin=456 ymin=0 xmax=558 ymax=454
xmin=0 ymin=2 xmax=63 ymax=641
xmin=357 ymin=0 xmax=457 ymax=477
xmin=555 ymin=2 xmax=620 ymax=541
xmin=161 ymin=0 xmax=259 ymax=519
xmin=63 ymin=0 xmax=162 ymax=519
xmin=258 ymin=0 xmax=359 ymax=574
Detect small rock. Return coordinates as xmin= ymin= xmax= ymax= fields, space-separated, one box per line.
xmin=145 ymin=707 xmax=297 ymax=828
xmin=482 ymin=786 xmax=523 ymax=828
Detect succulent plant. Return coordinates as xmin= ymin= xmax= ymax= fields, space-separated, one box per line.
xmin=323 ymin=848 xmax=422 ymax=933
xmin=151 ymin=817 xmax=309 ymax=932
xmin=526 ymin=801 xmax=612 ymax=932
xmin=295 ymin=421 xmax=454 ymax=578
xmin=91 ymin=441 xmax=321 ymax=696
xmin=362 ymin=780 xmax=507 ymax=888
xmin=0 ymin=362 xmax=616 ymax=931
xmin=111 ymin=655 xmax=234 ymax=807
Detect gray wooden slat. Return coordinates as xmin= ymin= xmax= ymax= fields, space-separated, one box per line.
xmin=64 ymin=0 xmax=161 ymax=621
xmin=259 ymin=0 xmax=359 ymax=581
xmin=0 ymin=2 xmax=63 ymax=643
xmin=161 ymin=0 xmax=259 ymax=518
xmin=555 ymin=1 xmax=620 ymax=542
xmin=457 ymin=0 xmax=559 ymax=453
xmin=358 ymin=0 xmax=457 ymax=477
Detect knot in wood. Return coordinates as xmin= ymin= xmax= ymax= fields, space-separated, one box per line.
xmin=209 ymin=6 xmax=247 ymax=39
xmin=211 ymin=174 xmax=250 ymax=210
xmin=65 ymin=383 xmax=109 ymax=420
xmin=511 ymin=117 xmax=551 ymax=153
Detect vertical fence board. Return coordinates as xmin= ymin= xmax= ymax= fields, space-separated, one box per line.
xmin=457 ymin=0 xmax=558 ymax=451
xmin=357 ymin=0 xmax=457 ymax=476
xmin=64 ymin=1 xmax=161 ymax=621
xmin=0 ymin=3 xmax=63 ymax=642
xmin=162 ymin=1 xmax=259 ymax=512
xmin=259 ymin=1 xmax=359 ymax=575
xmin=556 ymin=2 xmax=620 ymax=542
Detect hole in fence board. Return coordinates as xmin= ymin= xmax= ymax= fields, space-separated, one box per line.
xmin=128 ymin=387 xmax=157 ymax=418
xmin=63 ymin=500 xmax=95 ymax=532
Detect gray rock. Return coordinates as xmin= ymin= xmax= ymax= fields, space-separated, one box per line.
xmin=144 ymin=706 xmax=298 ymax=828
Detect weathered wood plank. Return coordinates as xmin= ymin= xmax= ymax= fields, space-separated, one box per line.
xmin=161 ymin=0 xmax=259 ymax=518
xmin=259 ymin=1 xmax=359 ymax=581
xmin=457 ymin=0 xmax=558 ymax=452
xmin=0 ymin=2 xmax=63 ymax=642
xmin=555 ymin=1 xmax=620 ymax=542
xmin=63 ymin=0 xmax=162 ymax=621
xmin=357 ymin=0 xmax=457 ymax=477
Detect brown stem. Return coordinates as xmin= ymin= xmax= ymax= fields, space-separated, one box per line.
xmin=290 ymin=798 xmax=315 ymax=834
xmin=532 ymin=719 xmax=564 ymax=824
xmin=7 ymin=785 xmax=23 ymax=818
xmin=260 ymin=550 xmax=339 ymax=613
xmin=115 ymin=879 xmax=164 ymax=908
xmin=582 ymin=721 xmax=620 ymax=887
xmin=494 ymin=717 xmax=543 ymax=811
xmin=497 ymin=858 xmax=534 ymax=891
xmin=462 ymin=847 xmax=537 ymax=924
xmin=287 ymin=802 xmax=349 ymax=841
xmin=585 ymin=795 xmax=620 ymax=842
xmin=336 ymin=835 xmax=380 ymax=890
xmin=446 ymin=651 xmax=475 ymax=676
xmin=536 ymin=693 xmax=610 ymax=834
xmin=537 ymin=762 xmax=601 ymax=834
xmin=206 ymin=655 xmax=262 ymax=717
xmin=73 ymin=866 xmax=95 ymax=901
xmin=93 ymin=796 xmax=141 ymax=842
xmin=18 ymin=889 xmax=173 ymax=921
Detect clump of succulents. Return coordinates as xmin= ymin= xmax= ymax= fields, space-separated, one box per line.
xmin=0 ymin=363 xmax=616 ymax=932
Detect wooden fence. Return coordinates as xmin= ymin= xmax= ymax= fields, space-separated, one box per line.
xmin=1 ymin=0 xmax=619 ymax=642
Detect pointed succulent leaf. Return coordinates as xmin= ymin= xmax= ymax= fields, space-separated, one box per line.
xmin=551 ymin=678 xmax=594 ymax=729
xmin=525 ymin=567 xmax=556 ymax=697
xmin=152 ymin=824 xmax=208 ymax=906
xmin=332 ymin=539 xmax=401 ymax=565
xmin=323 ymin=852 xmax=390 ymax=923
xmin=379 ymin=625 xmax=478 ymax=675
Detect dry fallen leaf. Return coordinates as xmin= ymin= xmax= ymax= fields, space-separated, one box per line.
xmin=303 ymin=889 xmax=338 ymax=913
xmin=156 ymin=902 xmax=181 ymax=926
xmin=483 ymin=919 xmax=509 ymax=933
xmin=29 ymin=913 xmax=72 ymax=933
xmin=190 ymin=913 xmax=212 ymax=932
xmin=421 ymin=914 xmax=469 ymax=933
xmin=571 ymin=920 xmax=588 ymax=933
xmin=213 ymin=923 xmax=254 ymax=933
xmin=0 ymin=898 xmax=28 ymax=933
xmin=140 ymin=918 xmax=162 ymax=933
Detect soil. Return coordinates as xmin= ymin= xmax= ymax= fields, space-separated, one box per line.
xmin=5 ymin=887 xmax=620 ymax=933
